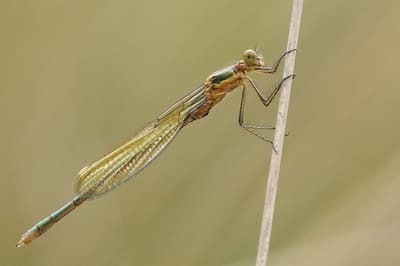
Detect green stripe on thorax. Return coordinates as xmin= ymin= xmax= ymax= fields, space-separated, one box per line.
xmin=209 ymin=65 xmax=236 ymax=86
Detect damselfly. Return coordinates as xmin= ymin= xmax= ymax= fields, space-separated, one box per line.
xmin=16 ymin=48 xmax=295 ymax=247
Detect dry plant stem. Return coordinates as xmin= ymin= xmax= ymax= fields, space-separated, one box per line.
xmin=255 ymin=1 xmax=303 ymax=266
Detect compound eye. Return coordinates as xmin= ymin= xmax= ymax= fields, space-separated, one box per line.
xmin=243 ymin=49 xmax=257 ymax=66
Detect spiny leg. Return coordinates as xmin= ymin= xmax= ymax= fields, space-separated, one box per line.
xmin=257 ymin=49 xmax=296 ymax=74
xmin=246 ymin=74 xmax=295 ymax=107
xmin=238 ymin=84 xmax=275 ymax=145
xmin=239 ymin=75 xmax=295 ymax=150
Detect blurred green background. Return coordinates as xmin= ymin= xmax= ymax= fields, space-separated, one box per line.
xmin=2 ymin=0 xmax=400 ymax=265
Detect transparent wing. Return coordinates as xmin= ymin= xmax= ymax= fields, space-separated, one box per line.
xmin=74 ymin=85 xmax=206 ymax=199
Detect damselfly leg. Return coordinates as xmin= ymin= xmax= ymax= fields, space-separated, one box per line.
xmin=239 ymin=74 xmax=295 ymax=147
xmin=256 ymin=49 xmax=296 ymax=73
